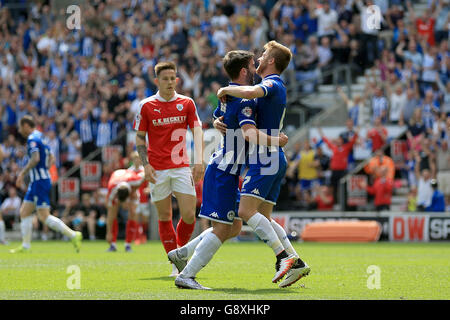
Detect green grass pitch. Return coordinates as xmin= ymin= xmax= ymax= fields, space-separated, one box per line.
xmin=0 ymin=240 xmax=449 ymax=300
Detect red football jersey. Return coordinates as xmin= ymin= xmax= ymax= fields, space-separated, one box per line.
xmin=133 ymin=91 xmax=201 ymax=170
xmin=106 ymin=168 xmax=144 ymax=206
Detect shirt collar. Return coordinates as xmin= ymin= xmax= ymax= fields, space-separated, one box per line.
xmin=155 ymin=91 xmax=178 ymax=102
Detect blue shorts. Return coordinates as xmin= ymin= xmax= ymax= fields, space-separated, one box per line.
xmin=198 ymin=163 xmax=241 ymax=225
xmin=240 ymin=151 xmax=287 ymax=205
xmin=299 ymin=179 xmax=320 ymax=190
xmin=24 ymin=179 xmax=51 ymax=209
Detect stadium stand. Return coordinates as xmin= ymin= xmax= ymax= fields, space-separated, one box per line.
xmin=0 ymin=0 xmax=448 ymax=241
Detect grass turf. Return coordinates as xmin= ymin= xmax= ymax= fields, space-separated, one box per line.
xmin=0 ymin=240 xmax=449 ymax=300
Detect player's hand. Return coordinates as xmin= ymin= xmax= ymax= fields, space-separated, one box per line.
xmin=213 ymin=116 xmax=227 ymax=136
xmin=279 ymin=132 xmax=289 ymax=147
xmin=16 ymin=173 xmax=24 ymax=189
xmin=143 ymin=164 xmax=156 ymax=184
xmin=217 ymin=87 xmax=227 ymax=100
xmin=192 ymin=163 xmax=204 ymax=184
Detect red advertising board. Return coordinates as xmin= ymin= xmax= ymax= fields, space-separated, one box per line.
xmin=58 ymin=177 xmax=80 ymax=205
xmin=389 ymin=215 xmax=429 ymax=242
xmin=102 ymin=145 xmax=122 ymax=163
xmin=80 ymin=161 xmax=101 ymax=190
xmin=347 ymin=175 xmax=368 ymax=206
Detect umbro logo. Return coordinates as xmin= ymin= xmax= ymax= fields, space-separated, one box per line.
xmin=209 ymin=212 xmax=219 ymax=218
xmin=251 ymin=188 xmax=260 ymax=195
xmin=154 ymin=108 xmax=161 ymax=113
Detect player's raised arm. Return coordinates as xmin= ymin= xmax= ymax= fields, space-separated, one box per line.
xmin=135 ymin=130 xmax=156 ymax=184
xmin=217 ymin=85 xmax=265 ymax=100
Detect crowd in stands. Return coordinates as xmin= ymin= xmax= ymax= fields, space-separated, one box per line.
xmin=0 ymin=0 xmax=448 ymax=240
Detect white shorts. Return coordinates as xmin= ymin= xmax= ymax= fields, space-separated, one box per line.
xmin=150 ymin=167 xmax=196 ymax=202
xmin=136 ymin=203 xmax=150 ymax=216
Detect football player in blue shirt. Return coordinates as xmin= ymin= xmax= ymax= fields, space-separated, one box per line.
xmin=216 ymin=41 xmax=310 ymax=288
xmin=169 ymin=50 xmax=289 ymax=289
xmin=10 ymin=116 xmax=82 ymax=253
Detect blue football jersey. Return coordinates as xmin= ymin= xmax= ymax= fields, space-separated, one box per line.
xmin=27 ymin=130 xmax=51 ymax=182
xmin=211 ymin=83 xmax=256 ymax=175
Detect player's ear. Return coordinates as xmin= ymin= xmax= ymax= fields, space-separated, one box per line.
xmin=176 ymin=77 xmax=180 ymax=84
xmin=154 ymin=77 xmax=159 ymax=86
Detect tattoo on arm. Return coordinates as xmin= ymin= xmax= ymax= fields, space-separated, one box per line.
xmin=136 ymin=144 xmax=149 ymax=166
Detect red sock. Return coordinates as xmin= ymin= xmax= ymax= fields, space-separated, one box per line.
xmin=176 ymin=218 xmax=196 ymax=247
xmin=112 ymin=219 xmax=118 ymax=243
xmin=126 ymin=220 xmax=138 ymax=243
xmin=158 ymin=220 xmax=177 ymax=254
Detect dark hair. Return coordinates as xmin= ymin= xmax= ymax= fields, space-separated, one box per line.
xmin=19 ymin=115 xmax=35 ymax=128
xmin=223 ymin=50 xmax=255 ymax=80
xmin=154 ymin=61 xmax=177 ymax=77
xmin=117 ymin=186 xmax=130 ymax=202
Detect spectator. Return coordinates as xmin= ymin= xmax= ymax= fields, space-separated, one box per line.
xmin=309 ymin=185 xmax=334 ymax=211
xmin=318 ymin=126 xmax=358 ymax=203
xmin=426 ymin=179 xmax=446 ymax=212
xmin=312 ymin=0 xmax=338 ymax=40
xmin=387 ymin=83 xmax=407 ymax=125
xmin=436 ymin=139 xmax=450 ymax=207
xmin=361 ymin=167 xmax=394 ymax=211
xmin=337 ymin=86 xmax=364 ymax=127
xmin=416 ymin=167 xmax=434 ymax=211
xmin=407 ymin=108 xmax=427 ymax=152
xmin=290 ymin=140 xmax=320 ymax=202
xmin=364 ymin=148 xmax=396 ymax=180
xmin=0 ymin=186 xmax=21 ymax=243
xmin=74 ymin=107 xmax=97 ymax=158
xmin=366 ymin=117 xmax=388 ymax=152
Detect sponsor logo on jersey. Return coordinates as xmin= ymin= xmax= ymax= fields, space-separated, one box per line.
xmin=29 ymin=141 xmax=37 ymax=148
xmin=210 ymin=212 xmax=219 ymax=218
xmin=176 ymin=104 xmax=184 ymax=111
xmin=152 ymin=116 xmax=187 ymax=126
xmin=227 ymin=210 xmax=235 ymax=221
xmin=241 ymin=106 xmax=253 ymax=117
xmin=251 ymin=188 xmax=260 ymax=195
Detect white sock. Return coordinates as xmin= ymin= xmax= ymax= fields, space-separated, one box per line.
xmin=21 ymin=216 xmax=33 ymax=249
xmin=45 ymin=215 xmax=76 ymax=239
xmin=0 ymin=220 xmax=5 ymax=242
xmin=247 ymin=213 xmax=284 ymax=255
xmin=180 ymin=232 xmax=222 ymax=278
xmin=271 ymin=218 xmax=298 ymax=257
xmin=179 ymin=227 xmax=213 ymax=260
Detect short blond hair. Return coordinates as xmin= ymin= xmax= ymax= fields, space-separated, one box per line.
xmin=263 ymin=41 xmax=292 ymax=74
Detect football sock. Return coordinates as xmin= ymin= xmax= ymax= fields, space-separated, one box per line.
xmin=21 ymin=216 xmax=33 ymax=249
xmin=0 ymin=220 xmax=5 ymax=242
xmin=180 ymin=232 xmax=222 ymax=278
xmin=270 ymin=218 xmax=298 ymax=257
xmin=178 ymin=227 xmax=213 ymax=260
xmin=45 ymin=215 xmax=76 ymax=239
xmin=158 ymin=220 xmax=177 ymax=254
xmin=247 ymin=213 xmax=284 ymax=255
xmin=176 ymin=218 xmax=196 ymax=247
xmin=125 ymin=220 xmax=138 ymax=243
xmin=112 ymin=219 xmax=118 ymax=243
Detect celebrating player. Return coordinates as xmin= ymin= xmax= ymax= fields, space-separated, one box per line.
xmin=134 ymin=61 xmax=204 ymax=276
xmin=105 ymin=168 xmax=144 ymax=252
xmin=169 ymin=50 xmax=290 ymax=289
xmin=10 ymin=115 xmax=82 ymax=253
xmin=216 ymin=41 xmax=310 ymax=287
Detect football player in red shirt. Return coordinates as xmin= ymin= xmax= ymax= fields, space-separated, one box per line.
xmin=105 ymin=168 xmax=145 ymax=252
xmin=134 ymin=61 xmax=204 ymax=276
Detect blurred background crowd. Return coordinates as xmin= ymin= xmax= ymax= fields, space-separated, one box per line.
xmin=0 ymin=0 xmax=448 ymax=241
